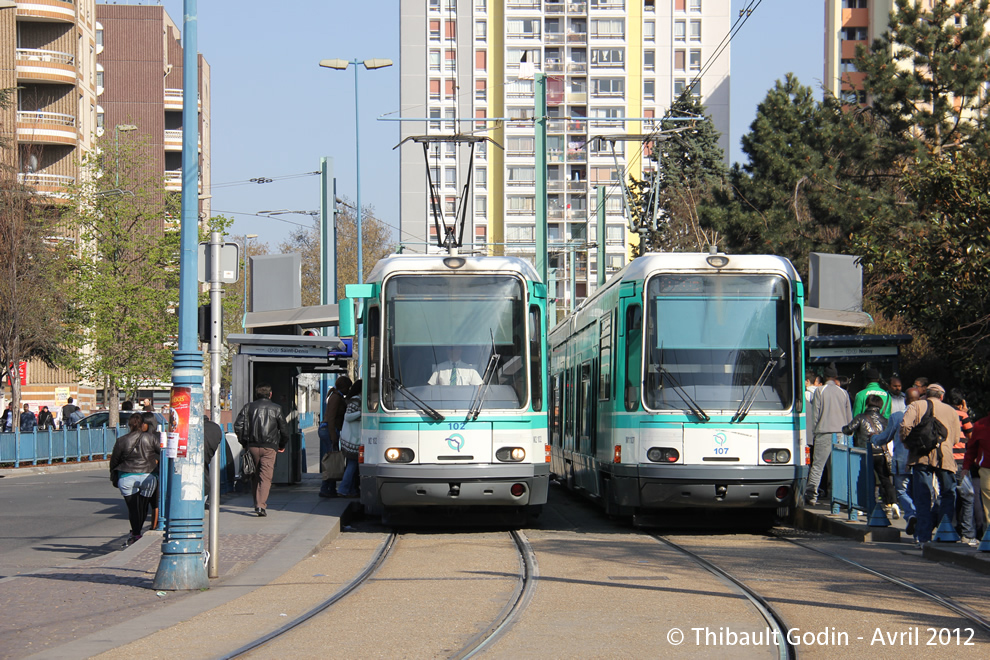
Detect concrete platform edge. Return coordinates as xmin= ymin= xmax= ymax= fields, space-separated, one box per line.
xmin=793 ymin=505 xmax=902 ymax=543
xmin=922 ymin=543 xmax=990 ymax=576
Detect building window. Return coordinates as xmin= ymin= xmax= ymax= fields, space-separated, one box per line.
xmin=508 ymin=195 xmax=536 ymax=212
xmin=445 ymin=21 xmax=456 ymax=39
xmin=475 ymin=20 xmax=486 ymax=40
xmin=95 ymin=23 xmax=104 ymax=53
xmin=475 ymin=109 xmax=487 ymax=129
xmin=476 ymin=79 xmax=487 ymax=101
xmin=429 ymin=20 xmax=441 ymax=41
xmin=644 ymin=79 xmax=655 ymax=100
xmin=445 ymin=0 xmax=456 ymax=10
xmin=476 ymin=167 xmax=487 ymax=187
xmin=842 ymin=27 xmax=868 ymax=40
xmin=570 ymin=77 xmax=587 ymax=93
xmin=430 ymin=166 xmax=440 ymax=183
xmin=445 ymin=107 xmax=456 ymax=128
xmin=445 ymin=49 xmax=456 ymax=71
xmin=606 ymin=224 xmax=624 ymax=242
xmin=475 ymin=197 xmax=487 ymax=218
xmin=445 ymin=79 xmax=456 ymax=99
xmin=644 ymin=49 xmax=655 ymax=71
xmin=429 ymin=50 xmax=441 ymax=71
xmin=429 ymin=0 xmax=440 ymax=10
xmin=674 ymin=78 xmax=686 ymax=96
xmin=507 ymin=18 xmax=540 ymax=38
xmin=429 ymin=108 xmax=441 ymax=130
xmin=592 ymin=78 xmax=624 ymax=96
xmin=689 ymin=49 xmax=702 ymax=71
xmin=507 ymin=226 xmax=535 ymax=242
xmin=840 ymin=58 xmax=858 ymax=74
xmin=590 ymin=48 xmax=624 ymax=67
xmin=843 ymin=0 xmax=867 ymax=8
xmin=675 ymin=0 xmax=685 ymax=10
xmin=605 ymin=196 xmax=623 ymax=212
xmin=590 ymin=18 xmax=624 ymax=38
xmin=507 ymin=166 xmax=536 ymax=184
xmin=689 ymin=20 xmax=701 ymax=42
xmin=591 ymin=107 xmax=624 ymax=127
xmin=841 ymin=89 xmax=867 ymax=104
xmin=445 ymin=168 xmax=457 ymax=187
xmin=476 ymin=50 xmax=487 ymax=71
xmin=689 ymin=0 xmax=702 ymax=11
xmin=475 ymin=0 xmax=487 ymax=12
xmin=607 ymin=254 xmax=624 ymax=270
xmin=429 ymin=79 xmax=441 ymax=100
xmin=674 ymin=49 xmax=685 ymax=71
xmin=507 ymin=136 xmax=536 ymax=153
xmin=673 ymin=20 xmax=685 ymax=42
xmin=445 ymin=196 xmax=457 ymax=215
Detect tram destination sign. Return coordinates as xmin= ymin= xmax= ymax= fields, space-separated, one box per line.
xmin=809 ymin=346 xmax=898 ymax=358
xmin=239 ymin=345 xmax=328 ymax=358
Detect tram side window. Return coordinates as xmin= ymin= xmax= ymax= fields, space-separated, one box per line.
xmin=529 ymin=305 xmax=543 ymax=412
xmin=599 ymin=311 xmax=612 ymax=401
xmin=367 ymin=306 xmax=380 ymax=412
xmin=550 ymin=373 xmax=561 ymax=446
xmin=564 ymin=367 xmax=575 ymax=448
xmin=625 ymin=304 xmax=642 ymax=412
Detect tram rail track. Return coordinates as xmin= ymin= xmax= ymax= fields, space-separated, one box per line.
xmin=220 ymin=529 xmax=537 ymax=659
xmin=775 ymin=535 xmax=990 ymax=637
xmin=652 ymin=534 xmax=797 ymax=660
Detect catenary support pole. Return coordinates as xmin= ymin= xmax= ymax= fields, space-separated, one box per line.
xmin=320 ymin=157 xmax=336 ymax=406
xmin=534 ymin=73 xmax=548 ymax=295
xmin=597 ymin=186 xmax=606 ymax=287
xmin=154 ymin=0 xmax=209 ymax=590
xmin=207 ymin=230 xmax=221 ymax=578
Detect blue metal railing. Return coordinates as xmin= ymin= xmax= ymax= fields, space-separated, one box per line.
xmin=830 ymin=436 xmax=878 ymax=522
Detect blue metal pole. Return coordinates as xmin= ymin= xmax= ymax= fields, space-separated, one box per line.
xmin=154 ymin=0 xmax=208 ymax=590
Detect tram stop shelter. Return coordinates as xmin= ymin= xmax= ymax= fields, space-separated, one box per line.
xmin=227 ymin=303 xmax=351 ymax=485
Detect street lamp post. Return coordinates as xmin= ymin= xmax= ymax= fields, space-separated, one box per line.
xmin=113 ymin=124 xmax=137 ymax=189
xmin=241 ymin=234 xmax=258 ymax=332
xmin=318 ymin=58 xmax=392 ymax=285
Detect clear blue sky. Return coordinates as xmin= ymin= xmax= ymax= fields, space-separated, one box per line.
xmin=151 ymin=0 xmax=824 ymax=249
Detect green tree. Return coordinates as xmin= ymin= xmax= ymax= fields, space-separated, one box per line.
xmin=858 ymin=0 xmax=990 ymax=160
xmin=0 ymin=89 xmax=77 ymax=417
xmin=703 ymin=75 xmax=899 ymax=274
xmin=69 ymin=132 xmax=180 ymax=426
xmin=632 ymin=92 xmax=727 ymax=254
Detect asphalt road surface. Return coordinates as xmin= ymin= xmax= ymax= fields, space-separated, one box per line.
xmin=0 ymin=465 xmax=134 ymax=579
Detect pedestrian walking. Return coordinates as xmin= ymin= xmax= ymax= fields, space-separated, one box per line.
xmin=338 ymin=380 xmax=363 ymax=498
xmin=19 ymin=404 xmax=37 ymax=433
xmin=901 ymin=383 xmax=960 ymax=546
xmin=109 ymin=413 xmax=161 ymax=545
xmin=871 ymin=387 xmax=921 ymax=536
xmin=2 ymin=404 xmax=13 ymax=432
xmin=233 ymin=383 xmax=290 ymax=517
xmin=36 ymin=406 xmax=55 ymax=431
xmin=948 ymin=388 xmax=977 ymax=545
xmin=319 ymin=376 xmax=352 ymax=498
xmin=805 ymin=366 xmax=853 ymax=505
xmin=60 ymin=397 xmax=79 ymax=429
xmin=844 ymin=394 xmax=898 ymax=516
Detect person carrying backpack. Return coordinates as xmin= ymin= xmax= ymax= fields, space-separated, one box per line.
xmin=900 ymin=383 xmax=960 ymax=546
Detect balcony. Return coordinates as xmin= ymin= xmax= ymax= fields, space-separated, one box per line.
xmin=164 ymin=88 xmax=202 ymax=112
xmin=544 ymin=33 xmax=566 ymax=44
xmin=566 ymin=149 xmax=587 ymax=162
xmin=15 ymin=49 xmax=76 ymax=85
xmin=567 ymin=31 xmax=588 ymax=43
xmin=547 ymin=119 xmax=566 ymax=133
xmin=566 ymin=92 xmax=587 ymax=104
xmin=506 ymin=0 xmax=540 ymax=8
xmin=17 ymin=172 xmax=75 ymax=197
xmin=17 ymin=111 xmax=76 ymax=145
xmin=544 ymin=61 xmax=564 ymax=73
xmin=546 ymin=2 xmax=565 ymax=14
xmin=568 ymin=3 xmax=588 ymax=14
xmin=547 ymin=180 xmax=565 ymax=191
xmin=164 ymin=129 xmax=202 ymax=152
xmin=16 ymin=0 xmax=77 ymax=23
xmin=566 ymin=62 xmax=587 ymax=74
xmin=164 ymin=170 xmax=203 ymax=193
xmin=567 ymin=180 xmax=587 ymax=191
xmin=567 ymin=119 xmax=588 ymax=132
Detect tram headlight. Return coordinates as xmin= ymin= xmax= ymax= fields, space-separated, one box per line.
xmin=762 ymin=448 xmax=791 ymax=464
xmin=496 ymin=447 xmax=526 ymax=462
xmin=647 ymin=447 xmax=680 ymax=463
xmin=384 ymin=447 xmax=415 ymax=463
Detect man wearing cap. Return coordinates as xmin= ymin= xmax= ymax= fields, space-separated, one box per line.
xmin=901 ymin=383 xmax=960 ymax=545
xmin=853 ymin=368 xmax=891 ymax=418
xmin=804 ymin=366 xmax=853 ymax=506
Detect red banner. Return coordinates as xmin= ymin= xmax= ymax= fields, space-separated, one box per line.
xmin=169 ymin=387 xmax=191 ymax=458
xmin=18 ymin=362 xmax=27 ymax=386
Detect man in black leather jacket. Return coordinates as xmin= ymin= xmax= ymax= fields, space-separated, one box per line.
xmin=234 ymin=383 xmax=289 ymax=517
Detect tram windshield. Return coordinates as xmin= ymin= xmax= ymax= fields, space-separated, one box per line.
xmin=382 ymin=274 xmax=528 ymax=411
xmin=644 ymin=273 xmax=794 ymax=413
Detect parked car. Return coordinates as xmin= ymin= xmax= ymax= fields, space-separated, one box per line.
xmin=74 ymin=410 xmax=167 ymax=430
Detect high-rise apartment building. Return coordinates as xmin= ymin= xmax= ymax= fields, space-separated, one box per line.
xmin=399 ymin=0 xmax=730 ymax=309
xmin=96 ymin=3 xmax=211 ymax=222
xmin=824 ymin=0 xmax=897 ymax=105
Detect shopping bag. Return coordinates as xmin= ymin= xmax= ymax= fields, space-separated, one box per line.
xmin=241 ymin=450 xmax=256 ymax=477
xmin=321 ymin=450 xmax=346 ymax=481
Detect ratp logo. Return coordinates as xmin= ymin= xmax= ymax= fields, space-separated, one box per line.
xmin=713 ymin=432 xmax=729 ymax=455
xmin=446 ymin=433 xmax=465 ymax=452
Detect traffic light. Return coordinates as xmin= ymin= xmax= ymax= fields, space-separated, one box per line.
xmin=198 ymin=303 xmax=223 ymax=344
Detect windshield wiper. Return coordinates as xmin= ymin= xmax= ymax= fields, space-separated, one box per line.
xmin=468 ymin=332 xmax=500 ymax=421
xmin=386 ymin=377 xmax=445 ymax=422
xmin=732 ymin=336 xmax=781 ymax=423
xmin=657 ymin=344 xmax=710 ymax=423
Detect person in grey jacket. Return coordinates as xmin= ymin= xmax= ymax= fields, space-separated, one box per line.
xmin=234 ymin=383 xmax=289 ymax=517
xmin=804 ymin=366 xmax=853 ymax=505
xmin=109 ymin=414 xmax=161 ymax=545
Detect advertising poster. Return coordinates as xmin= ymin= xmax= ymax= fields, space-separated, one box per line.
xmin=169 ymin=387 xmax=191 ymax=458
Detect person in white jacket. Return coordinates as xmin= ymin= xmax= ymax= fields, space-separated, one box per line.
xmin=337 ymin=380 xmax=363 ymax=497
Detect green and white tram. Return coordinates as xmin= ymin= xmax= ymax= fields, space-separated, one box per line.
xmin=343 ymin=254 xmax=550 ymax=522
xmin=548 ymin=252 xmax=806 ymax=524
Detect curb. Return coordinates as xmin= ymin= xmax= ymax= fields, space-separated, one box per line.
xmin=0 ymin=461 xmax=109 ymax=478
xmin=793 ymin=506 xmax=902 ymax=543
xmin=922 ymin=543 xmax=990 ymax=576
